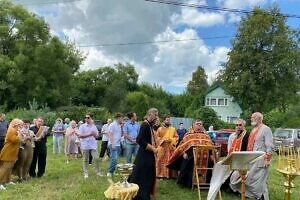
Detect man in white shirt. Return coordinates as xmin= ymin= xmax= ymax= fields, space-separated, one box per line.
xmin=99 ymin=118 xmax=112 ymax=161
xmin=107 ymin=113 xmax=123 ymax=177
xmin=78 ymin=113 xmax=103 ymax=178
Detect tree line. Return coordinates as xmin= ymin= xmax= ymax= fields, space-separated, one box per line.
xmin=0 ymin=1 xmax=299 ymax=128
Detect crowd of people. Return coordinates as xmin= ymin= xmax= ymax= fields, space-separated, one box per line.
xmin=0 ymin=110 xmax=274 ymax=200
xmin=0 ymin=115 xmax=49 ymax=190
xmin=129 ymin=110 xmax=273 ymax=200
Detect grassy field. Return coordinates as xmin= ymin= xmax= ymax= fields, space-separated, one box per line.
xmin=1 ymin=138 xmax=300 ymax=200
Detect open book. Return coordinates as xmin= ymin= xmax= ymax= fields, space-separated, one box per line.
xmin=221 ymin=151 xmax=265 ymax=170
xmin=207 ymin=151 xmax=265 ymax=200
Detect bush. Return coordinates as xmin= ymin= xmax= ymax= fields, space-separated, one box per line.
xmin=264 ymin=104 xmax=300 ymax=129
xmin=185 ymin=106 xmax=228 ymax=130
xmin=264 ymin=109 xmax=285 ymax=128
xmin=120 ymin=91 xmax=150 ymax=120
xmin=56 ymin=106 xmax=112 ymax=122
xmin=6 ymin=108 xmax=57 ymax=126
xmin=5 ymin=105 xmax=112 ymax=127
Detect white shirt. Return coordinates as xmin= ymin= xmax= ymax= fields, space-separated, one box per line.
xmin=108 ymin=121 xmax=122 ymax=146
xmin=79 ymin=123 xmax=99 ymax=150
xmin=101 ymin=123 xmax=110 ymax=141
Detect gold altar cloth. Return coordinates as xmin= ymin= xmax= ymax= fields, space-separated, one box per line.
xmin=104 ymin=182 xmax=139 ymax=200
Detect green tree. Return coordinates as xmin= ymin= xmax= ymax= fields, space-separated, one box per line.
xmin=221 ymin=6 xmax=300 ymax=113
xmin=170 ymin=92 xmax=194 ymax=117
xmin=71 ymin=63 xmax=139 ymax=112
xmin=57 ymin=106 xmax=111 ymax=122
xmin=0 ymin=1 xmax=84 ymax=109
xmin=185 ymin=66 xmax=209 ymax=113
xmin=120 ymin=91 xmax=150 ymax=119
xmin=138 ymin=83 xmax=171 ymax=116
xmin=71 ymin=67 xmax=111 ymax=106
xmin=187 ymin=66 xmax=209 ymax=96
xmin=186 ymin=106 xmax=225 ymax=130
xmin=103 ymin=63 xmax=139 ymax=112
xmin=264 ymin=102 xmax=300 ymax=128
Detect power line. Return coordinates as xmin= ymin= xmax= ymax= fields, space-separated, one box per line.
xmin=77 ymin=35 xmax=233 ymax=48
xmin=144 ymin=0 xmax=300 ymax=19
xmin=11 ymin=0 xmax=300 ymax=19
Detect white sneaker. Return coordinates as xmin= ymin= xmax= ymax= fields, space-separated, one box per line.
xmin=8 ymin=181 xmax=16 ymax=185
xmin=107 ymin=172 xmax=112 ymax=177
xmin=97 ymin=172 xmax=103 ymax=177
xmin=0 ymin=185 xmax=6 ymax=190
xmin=84 ymin=174 xmax=88 ymax=179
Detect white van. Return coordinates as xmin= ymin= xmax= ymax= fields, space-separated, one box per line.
xmin=273 ymin=128 xmax=300 ymax=151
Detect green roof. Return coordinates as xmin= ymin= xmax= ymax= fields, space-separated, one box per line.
xmin=205 ymin=84 xmax=224 ymax=96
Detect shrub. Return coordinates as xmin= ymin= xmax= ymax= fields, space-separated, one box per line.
xmin=186 ymin=106 xmax=227 ymax=130
xmin=264 ymin=109 xmax=285 ymax=128
xmin=56 ymin=106 xmax=112 ymax=122
xmin=6 ymin=108 xmax=57 ymax=126
xmin=264 ymin=104 xmax=300 ymax=129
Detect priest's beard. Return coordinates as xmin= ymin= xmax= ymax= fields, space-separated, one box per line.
xmin=251 ymin=121 xmax=257 ymax=127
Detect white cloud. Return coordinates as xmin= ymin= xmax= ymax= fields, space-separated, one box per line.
xmin=227 ymin=13 xmax=241 ymax=23
xmin=172 ymin=8 xmax=225 ymax=27
xmin=62 ymin=26 xmax=88 ymax=42
xmin=217 ymin=0 xmax=268 ymax=9
xmin=144 ymin=28 xmax=229 ymax=87
xmin=19 ymin=0 xmax=231 ymax=93
xmin=217 ymin=0 xmax=270 ymax=25
xmin=187 ymin=0 xmax=207 ymax=5
xmin=80 ymin=48 xmax=118 ymax=71
xmin=207 ymin=46 xmax=229 ymax=83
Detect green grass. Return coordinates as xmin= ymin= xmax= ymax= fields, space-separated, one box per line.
xmin=1 ymin=138 xmax=300 ymax=200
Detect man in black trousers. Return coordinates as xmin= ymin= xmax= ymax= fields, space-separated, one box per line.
xmin=29 ymin=117 xmax=48 ymax=178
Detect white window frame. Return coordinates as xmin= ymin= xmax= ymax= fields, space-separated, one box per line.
xmin=210 ymin=98 xmax=217 ymax=105
xmin=206 ymin=97 xmax=228 ymax=106
xmin=226 ymin=116 xmax=238 ymax=123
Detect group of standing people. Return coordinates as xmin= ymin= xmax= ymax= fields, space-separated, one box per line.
xmin=208 ymin=112 xmax=274 ymax=200
xmin=51 ymin=117 xmax=80 ymax=162
xmin=126 ymin=108 xmax=211 ymax=200
xmin=58 ymin=112 xmax=141 ymax=179
xmin=105 ymin=112 xmax=140 ymax=177
xmin=0 ymin=110 xmax=274 ymax=200
xmin=0 ymin=116 xmax=48 ymax=190
xmin=129 ymin=110 xmax=274 ymax=200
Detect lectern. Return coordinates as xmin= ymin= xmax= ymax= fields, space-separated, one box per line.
xmin=221 ymin=151 xmax=265 ymax=200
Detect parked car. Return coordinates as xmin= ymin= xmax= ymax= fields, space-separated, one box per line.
xmin=273 ymin=128 xmax=300 ymax=152
xmin=214 ymin=129 xmax=235 ymax=157
xmin=94 ymin=120 xmax=104 ymax=140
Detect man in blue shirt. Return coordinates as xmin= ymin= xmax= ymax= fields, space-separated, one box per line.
xmin=176 ymin=122 xmax=187 ymax=146
xmin=123 ymin=112 xmax=140 ymax=163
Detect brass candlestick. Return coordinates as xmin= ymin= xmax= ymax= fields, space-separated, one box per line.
xmin=116 ymin=163 xmax=134 ymax=188
xmin=277 ymin=146 xmax=300 ymax=200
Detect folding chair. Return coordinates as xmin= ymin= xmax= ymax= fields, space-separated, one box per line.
xmin=192 ymin=145 xmax=222 ymax=200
